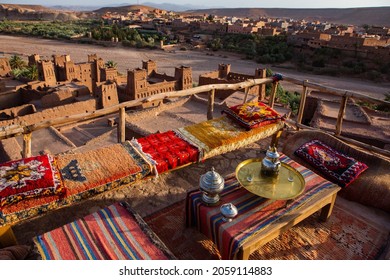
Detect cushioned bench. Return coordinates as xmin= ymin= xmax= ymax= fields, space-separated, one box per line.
xmin=282 ymin=130 xmax=390 ymax=213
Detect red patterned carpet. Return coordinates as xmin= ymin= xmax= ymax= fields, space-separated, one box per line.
xmin=144 ymin=200 xmax=388 ymax=260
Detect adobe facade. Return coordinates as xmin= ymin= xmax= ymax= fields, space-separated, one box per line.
xmin=199 ymin=64 xmax=266 ymax=100
xmin=0 ymin=57 xmax=11 ymax=77
xmin=118 ymin=60 xmax=193 ymax=108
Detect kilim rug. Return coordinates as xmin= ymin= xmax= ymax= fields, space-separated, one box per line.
xmin=33 ymin=202 xmax=175 ymax=260
xmin=0 ymin=141 xmax=152 ymax=226
xmin=144 ymin=200 xmax=389 ymax=260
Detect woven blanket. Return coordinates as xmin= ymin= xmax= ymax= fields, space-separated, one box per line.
xmin=0 ymin=142 xmax=152 ymax=226
xmin=175 ymin=116 xmax=284 ymax=160
xmin=33 ymin=202 xmax=175 ymax=260
xmin=134 ymin=130 xmax=200 ymax=174
xmin=0 ymin=154 xmax=63 ymax=207
xmin=186 ymin=154 xmax=335 ymax=260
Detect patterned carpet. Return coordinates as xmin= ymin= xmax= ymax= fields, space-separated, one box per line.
xmin=144 ymin=200 xmax=389 ymax=260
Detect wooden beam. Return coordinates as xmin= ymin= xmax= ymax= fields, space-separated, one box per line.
xmin=118 ymin=107 xmax=126 ymax=143
xmin=335 ymin=95 xmax=348 ymax=136
xmin=268 ymin=81 xmax=278 ymax=108
xmin=283 ymin=75 xmax=388 ymax=105
xmin=22 ymin=132 xmax=32 ymax=158
xmin=243 ymin=86 xmax=250 ymax=103
xmin=296 ymin=82 xmax=308 ymax=127
xmin=207 ymin=89 xmax=215 ymax=120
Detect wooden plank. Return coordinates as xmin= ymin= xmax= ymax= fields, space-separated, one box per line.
xmin=118 ymin=107 xmax=126 ymax=143
xmin=268 ymin=81 xmax=278 ymax=108
xmin=243 ymin=86 xmax=250 ymax=103
xmin=283 ymin=75 xmax=388 ymax=105
xmin=335 ymin=96 xmax=348 ymax=136
xmin=207 ymin=89 xmax=215 ymax=120
xmin=22 ymin=132 xmax=32 ymax=158
xmin=296 ymin=82 xmax=308 ymax=127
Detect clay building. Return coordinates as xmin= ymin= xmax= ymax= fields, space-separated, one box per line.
xmin=198 ymin=63 xmax=266 ymax=100
xmin=0 ymin=54 xmax=120 ymax=128
xmin=0 ymin=57 xmax=11 ymax=77
xmin=29 ymin=53 xmax=114 ymax=93
xmin=117 ymin=60 xmax=193 ymax=108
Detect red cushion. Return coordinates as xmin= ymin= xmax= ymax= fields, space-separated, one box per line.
xmin=137 ymin=131 xmax=199 ymax=173
xmin=222 ymin=101 xmax=282 ymax=130
xmin=0 ymin=155 xmax=64 ymax=207
xmin=294 ymin=139 xmax=368 ymax=187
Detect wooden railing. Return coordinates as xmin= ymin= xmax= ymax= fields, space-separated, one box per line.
xmin=0 ymin=75 xmax=389 ymax=158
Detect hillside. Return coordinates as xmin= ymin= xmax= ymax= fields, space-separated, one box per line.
xmin=0 ymin=3 xmax=94 ymax=21
xmin=187 ymin=7 xmax=390 ymax=27
xmin=93 ymin=5 xmax=163 ymax=15
xmin=0 ymin=3 xmax=389 ymax=27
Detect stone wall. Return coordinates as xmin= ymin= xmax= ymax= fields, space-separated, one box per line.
xmin=0 ymin=90 xmax=23 ymax=110
xmin=0 ymin=104 xmax=36 ymax=120
xmin=0 ymin=99 xmax=97 ymax=127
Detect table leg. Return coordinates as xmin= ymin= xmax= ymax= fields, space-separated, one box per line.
xmin=319 ymin=192 xmax=337 ymax=222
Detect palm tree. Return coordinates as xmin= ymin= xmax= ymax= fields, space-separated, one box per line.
xmin=105 ymin=60 xmax=117 ymax=68
xmin=9 ymin=55 xmax=26 ymax=70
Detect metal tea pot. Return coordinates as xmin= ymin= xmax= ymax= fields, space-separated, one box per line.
xmin=199 ymin=167 xmax=224 ymax=205
xmin=261 ymin=145 xmax=281 ymax=177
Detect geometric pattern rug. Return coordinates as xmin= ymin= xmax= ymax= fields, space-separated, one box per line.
xmin=144 ymin=200 xmax=389 ymax=260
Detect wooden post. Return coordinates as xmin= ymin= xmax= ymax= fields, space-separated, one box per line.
xmin=118 ymin=107 xmax=126 ymax=143
xmin=335 ymin=96 xmax=348 ymax=136
xmin=268 ymin=81 xmax=278 ymax=108
xmin=207 ymin=89 xmax=215 ymax=120
xmin=257 ymin=68 xmax=267 ymax=102
xmin=296 ymin=82 xmax=308 ymax=128
xmin=22 ymin=132 xmax=32 ymax=158
xmin=243 ymin=87 xmax=250 ymax=103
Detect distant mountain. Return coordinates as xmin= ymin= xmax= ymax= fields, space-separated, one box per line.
xmin=93 ymin=4 xmax=159 ymax=14
xmin=0 ymin=3 xmax=94 ymax=20
xmin=142 ymin=2 xmax=213 ymax=12
xmin=50 ymin=5 xmax=102 ymax=12
xmin=1 ymin=3 xmax=389 ymax=27
xmin=186 ymin=7 xmax=390 ymax=27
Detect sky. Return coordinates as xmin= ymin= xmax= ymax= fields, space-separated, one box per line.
xmin=1 ymin=0 xmax=390 ymax=9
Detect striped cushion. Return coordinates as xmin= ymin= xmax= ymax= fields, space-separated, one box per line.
xmin=33 ymin=202 xmax=174 ymax=260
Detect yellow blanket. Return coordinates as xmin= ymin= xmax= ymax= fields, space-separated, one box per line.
xmin=175 ymin=116 xmax=284 ymax=160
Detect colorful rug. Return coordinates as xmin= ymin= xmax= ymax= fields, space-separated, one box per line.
xmin=144 ymin=200 xmax=389 ymax=260
xmin=0 ymin=142 xmax=152 ymax=226
xmin=0 ymin=154 xmax=63 ymax=207
xmin=175 ymin=116 xmax=284 ymax=160
xmin=133 ymin=130 xmax=200 ymax=174
xmin=33 ymin=202 xmax=175 ymax=260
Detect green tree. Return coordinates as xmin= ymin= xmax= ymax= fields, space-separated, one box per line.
xmin=105 ymin=60 xmax=117 ymax=68
xmin=9 ymin=55 xmax=26 ymax=70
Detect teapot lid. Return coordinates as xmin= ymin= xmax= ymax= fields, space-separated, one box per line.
xmin=200 ymin=167 xmax=224 ymax=189
xmin=266 ymin=145 xmax=280 ymax=158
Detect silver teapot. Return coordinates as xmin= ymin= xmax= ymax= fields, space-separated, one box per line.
xmin=199 ymin=167 xmax=224 ymax=205
xmin=261 ymin=145 xmax=281 ymax=177
xmin=220 ymin=203 xmax=238 ymax=222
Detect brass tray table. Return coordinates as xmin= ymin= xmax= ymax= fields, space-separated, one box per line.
xmin=235 ymin=159 xmax=305 ymax=200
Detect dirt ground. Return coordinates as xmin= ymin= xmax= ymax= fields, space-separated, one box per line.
xmin=1 ymin=35 xmax=389 ymax=100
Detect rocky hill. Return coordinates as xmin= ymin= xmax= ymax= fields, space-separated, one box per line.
xmin=93 ymin=5 xmax=162 ymax=15
xmin=0 ymin=3 xmax=94 ymax=21
xmin=186 ymin=7 xmax=390 ymax=27
xmin=1 ymin=3 xmax=389 ymax=27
